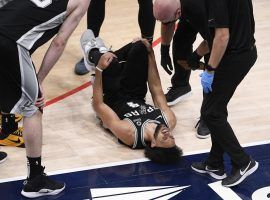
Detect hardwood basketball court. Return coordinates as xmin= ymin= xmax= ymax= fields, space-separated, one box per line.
xmin=0 ymin=0 xmax=269 ymax=182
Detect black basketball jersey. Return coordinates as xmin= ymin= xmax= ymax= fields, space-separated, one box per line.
xmin=0 ymin=0 xmax=68 ymax=52
xmin=115 ymin=100 xmax=169 ymax=149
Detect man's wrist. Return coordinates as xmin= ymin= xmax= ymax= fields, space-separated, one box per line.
xmin=205 ymin=63 xmax=216 ymax=72
xmin=161 ymin=44 xmax=170 ymax=53
xmin=95 ymin=66 xmax=103 ymax=72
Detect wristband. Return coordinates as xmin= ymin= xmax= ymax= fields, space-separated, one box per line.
xmin=96 ymin=66 xmax=103 ymax=72
xmin=205 ymin=63 xmax=216 ymax=71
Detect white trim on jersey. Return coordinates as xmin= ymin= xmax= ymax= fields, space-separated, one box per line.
xmin=160 ymin=110 xmax=170 ymax=128
xmin=124 ymin=118 xmax=138 ymax=149
xmin=16 ymin=11 xmax=66 ymax=50
xmin=11 ymin=45 xmax=39 ymax=117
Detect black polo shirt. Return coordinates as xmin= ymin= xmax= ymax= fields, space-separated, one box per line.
xmin=181 ymin=0 xmax=209 ymax=40
xmin=173 ymin=0 xmax=210 ymax=59
xmin=206 ymin=0 xmax=255 ymax=54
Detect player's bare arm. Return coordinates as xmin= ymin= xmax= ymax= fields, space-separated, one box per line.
xmin=92 ymin=53 xmax=135 ymax=146
xmin=37 ymin=0 xmax=90 ymax=84
xmin=141 ymin=40 xmax=177 ymax=129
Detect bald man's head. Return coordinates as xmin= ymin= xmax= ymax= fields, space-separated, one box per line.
xmin=153 ymin=0 xmax=181 ymax=23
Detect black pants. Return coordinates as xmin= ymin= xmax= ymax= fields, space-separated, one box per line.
xmin=201 ymin=47 xmax=257 ymax=169
xmin=87 ymin=0 xmax=156 ymax=41
xmin=90 ymin=41 xmax=148 ymax=109
xmin=171 ymin=21 xmax=209 ymax=88
xmin=171 ymin=24 xmax=194 ymax=88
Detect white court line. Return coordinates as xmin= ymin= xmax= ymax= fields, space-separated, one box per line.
xmin=0 ymin=139 xmax=269 ymax=183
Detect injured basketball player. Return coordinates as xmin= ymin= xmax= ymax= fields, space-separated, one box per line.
xmin=81 ymin=29 xmax=182 ymax=163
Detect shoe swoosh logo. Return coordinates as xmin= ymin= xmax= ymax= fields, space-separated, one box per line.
xmin=8 ymin=138 xmax=21 ymax=144
xmin=41 ymin=190 xmax=50 ymax=193
xmin=206 ymin=166 xmax=219 ymax=172
xmin=240 ymin=161 xmax=251 ymax=175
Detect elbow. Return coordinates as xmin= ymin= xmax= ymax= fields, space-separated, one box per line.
xmin=220 ymin=33 xmax=229 ymax=44
xmin=51 ymin=37 xmax=67 ymax=50
xmin=215 ymin=28 xmax=230 ymax=45
xmin=92 ymin=100 xmax=99 ymax=113
xmin=92 ymin=100 xmax=102 ymax=115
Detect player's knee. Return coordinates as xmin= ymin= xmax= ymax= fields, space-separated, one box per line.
xmin=201 ymin=110 xmax=225 ymax=127
xmin=18 ymin=102 xmax=41 ymax=118
xmin=132 ymin=41 xmax=148 ymax=54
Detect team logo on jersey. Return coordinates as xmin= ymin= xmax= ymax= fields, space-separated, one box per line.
xmin=139 ymin=105 xmax=147 ymax=115
xmin=127 ymin=102 xmax=140 ymax=108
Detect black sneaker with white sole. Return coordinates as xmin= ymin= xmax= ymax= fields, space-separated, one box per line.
xmin=191 ymin=162 xmax=227 ymax=180
xmin=165 ymin=84 xmax=192 ymax=106
xmin=21 ymin=168 xmax=65 ymax=198
xmin=195 ymin=119 xmax=210 ymax=139
xmin=222 ymin=159 xmax=258 ymax=187
xmin=0 ymin=151 xmax=7 ymax=164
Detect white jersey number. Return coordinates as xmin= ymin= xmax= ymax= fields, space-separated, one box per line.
xmin=30 ymin=0 xmax=52 ymax=8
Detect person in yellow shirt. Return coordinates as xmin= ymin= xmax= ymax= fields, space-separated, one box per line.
xmin=0 ymin=113 xmax=24 ymax=148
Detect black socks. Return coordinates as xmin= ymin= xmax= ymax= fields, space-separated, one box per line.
xmin=27 ymin=156 xmax=43 ymax=179
xmin=1 ymin=113 xmax=18 ymax=138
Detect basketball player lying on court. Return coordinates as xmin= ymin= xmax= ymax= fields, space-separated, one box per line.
xmin=81 ymin=30 xmax=182 ymax=163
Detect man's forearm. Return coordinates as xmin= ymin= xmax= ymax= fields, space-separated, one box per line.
xmin=208 ymin=28 xmax=229 ymax=68
xmin=196 ymin=40 xmax=210 ymax=57
xmin=92 ymin=70 xmax=104 ymax=107
xmin=161 ymin=23 xmax=175 ymax=45
xmin=37 ymin=40 xmax=66 ymax=83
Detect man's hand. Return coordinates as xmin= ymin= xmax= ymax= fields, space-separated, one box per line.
xmin=200 ymin=70 xmax=214 ymax=93
xmin=140 ymin=38 xmax=153 ymax=53
xmin=97 ymin=52 xmax=117 ymax=70
xmin=35 ymin=83 xmax=45 ymax=109
xmin=161 ymin=44 xmax=173 ymax=75
xmin=187 ymin=51 xmax=204 ymax=70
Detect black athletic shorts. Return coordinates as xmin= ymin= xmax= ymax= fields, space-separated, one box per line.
xmin=0 ymin=34 xmax=40 ymax=117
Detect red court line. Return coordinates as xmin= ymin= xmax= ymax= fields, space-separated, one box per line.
xmin=45 ymin=82 xmax=91 ymax=107
xmin=45 ymin=37 xmax=161 ymax=107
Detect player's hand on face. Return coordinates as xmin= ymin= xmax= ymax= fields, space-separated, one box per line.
xmin=98 ymin=52 xmax=117 ymax=70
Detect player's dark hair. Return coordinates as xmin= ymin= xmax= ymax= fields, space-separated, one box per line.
xmin=144 ymin=145 xmax=183 ymax=164
xmin=144 ymin=124 xmax=183 ymax=163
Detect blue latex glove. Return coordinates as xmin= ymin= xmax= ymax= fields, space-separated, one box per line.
xmin=200 ymin=71 xmax=214 ymax=93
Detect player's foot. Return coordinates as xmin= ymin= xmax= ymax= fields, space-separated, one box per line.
xmin=222 ymin=158 xmax=258 ymax=187
xmin=21 ymin=167 xmax=65 ymax=198
xmin=165 ymin=84 xmax=192 ymax=106
xmin=0 ymin=127 xmax=25 ymax=148
xmin=74 ymin=58 xmax=90 ymax=75
xmin=0 ymin=151 xmax=7 ymax=164
xmin=195 ymin=119 xmax=211 ymax=139
xmin=191 ymin=162 xmax=227 ymax=180
xmin=80 ymin=29 xmax=109 ymax=72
